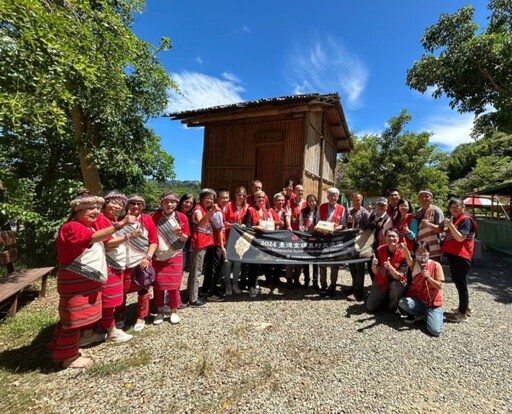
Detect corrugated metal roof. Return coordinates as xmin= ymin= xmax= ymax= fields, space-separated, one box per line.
xmin=166 ymin=93 xmax=342 ymax=119
xmin=165 ymin=92 xmax=352 ymax=151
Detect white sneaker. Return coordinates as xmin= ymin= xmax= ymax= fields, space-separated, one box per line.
xmin=153 ymin=313 xmax=164 ymax=325
xmin=232 ymin=285 xmax=242 ymax=294
xmin=249 ymin=287 xmax=257 ymax=298
xmin=134 ymin=321 xmax=145 ymax=332
xmin=79 ymin=332 xmax=106 ymax=347
xmin=170 ymin=313 xmax=180 ymax=324
xmin=107 ymin=329 xmax=133 ymax=343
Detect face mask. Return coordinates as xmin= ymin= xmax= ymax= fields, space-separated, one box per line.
xmin=416 ymin=253 xmax=429 ymax=262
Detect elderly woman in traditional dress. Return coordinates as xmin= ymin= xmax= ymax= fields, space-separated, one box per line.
xmin=152 ymin=192 xmax=190 ymax=325
xmin=115 ymin=194 xmax=158 ymax=332
xmin=49 ymin=191 xmax=136 ymax=369
xmin=93 ymin=191 xmax=141 ymax=343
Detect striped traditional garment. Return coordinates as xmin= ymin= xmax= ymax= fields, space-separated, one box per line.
xmin=124 ymin=223 xmax=150 ymax=268
xmin=155 ymin=212 xmax=185 ymax=260
xmin=416 ymin=207 xmax=443 ymax=258
xmin=56 ymin=221 xmax=105 ymax=329
xmin=105 ymin=225 xmax=132 ymax=270
xmin=63 ymin=241 xmax=107 ymax=283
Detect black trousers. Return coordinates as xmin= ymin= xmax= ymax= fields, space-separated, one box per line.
xmin=445 ymin=253 xmax=471 ymax=314
xmin=202 ymin=246 xmax=224 ymax=295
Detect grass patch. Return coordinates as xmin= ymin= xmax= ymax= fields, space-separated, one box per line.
xmin=0 ymin=372 xmax=46 ymax=414
xmin=0 ymin=307 xmax=58 ymax=349
xmin=88 ymin=349 xmax=152 ymax=376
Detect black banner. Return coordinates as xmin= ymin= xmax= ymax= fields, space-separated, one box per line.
xmin=226 ymin=226 xmax=374 ymax=265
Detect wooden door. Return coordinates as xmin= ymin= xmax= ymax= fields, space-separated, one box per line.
xmin=255 ymin=144 xmax=284 ymax=197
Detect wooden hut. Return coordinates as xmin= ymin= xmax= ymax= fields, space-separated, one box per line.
xmin=167 ymin=93 xmax=353 ymax=201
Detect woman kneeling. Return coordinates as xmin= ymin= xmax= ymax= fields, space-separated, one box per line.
xmin=398 ymin=241 xmax=445 ymax=337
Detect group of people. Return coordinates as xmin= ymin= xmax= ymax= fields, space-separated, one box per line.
xmin=357 ymin=188 xmax=477 ymax=337
xmin=51 ymin=182 xmax=477 ymax=368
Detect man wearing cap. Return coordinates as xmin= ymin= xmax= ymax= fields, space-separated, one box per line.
xmin=416 ymin=189 xmax=444 ymax=259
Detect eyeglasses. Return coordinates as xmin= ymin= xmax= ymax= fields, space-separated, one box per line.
xmin=257 ymin=196 xmax=265 ymax=199
xmin=237 ymin=194 xmax=246 ymax=197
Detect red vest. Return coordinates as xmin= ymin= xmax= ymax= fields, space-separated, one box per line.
xmin=248 ymin=206 xmax=270 ymax=226
xmin=397 ymin=214 xmax=415 ymax=251
xmin=375 ymin=244 xmax=407 ymax=290
xmin=442 ymin=214 xmax=477 ymax=260
xmin=191 ymin=205 xmax=214 ymax=249
xmin=269 ymin=208 xmax=287 ymax=229
xmin=224 ymin=202 xmax=248 ymax=241
xmin=289 ymin=198 xmax=305 ymax=230
xmin=319 ymin=203 xmax=345 ymax=224
xmin=407 ymin=260 xmax=443 ymax=307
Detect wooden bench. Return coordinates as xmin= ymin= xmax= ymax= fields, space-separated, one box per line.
xmin=0 ymin=231 xmax=54 ymax=317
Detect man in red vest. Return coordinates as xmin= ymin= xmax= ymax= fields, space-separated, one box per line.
xmin=318 ymin=187 xmax=346 ymax=297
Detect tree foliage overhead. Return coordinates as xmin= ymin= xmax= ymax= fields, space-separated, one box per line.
xmin=337 ymin=110 xmax=449 ymax=205
xmin=0 ymin=0 xmax=178 ymax=265
xmin=442 ymin=132 xmax=512 ymax=194
xmin=0 ymin=0 xmax=177 ymax=194
xmin=407 ymin=1 xmax=512 ymax=136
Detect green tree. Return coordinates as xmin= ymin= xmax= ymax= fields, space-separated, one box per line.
xmin=0 ymin=0 xmax=177 ymax=194
xmin=0 ymin=0 xmax=177 ymax=265
xmin=452 ymin=154 xmax=512 ymax=195
xmin=338 ymin=110 xmax=449 ymax=204
xmin=442 ymin=132 xmax=512 ymax=183
xmin=406 ymin=1 xmax=512 ymax=135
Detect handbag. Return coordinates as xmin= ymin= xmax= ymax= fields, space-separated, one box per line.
xmin=132 ymin=264 xmax=156 ymax=289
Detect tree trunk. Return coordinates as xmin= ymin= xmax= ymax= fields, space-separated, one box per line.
xmin=70 ymin=104 xmax=103 ymax=195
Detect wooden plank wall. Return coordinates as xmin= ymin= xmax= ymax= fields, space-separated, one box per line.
xmin=203 ymin=116 xmax=304 ymax=196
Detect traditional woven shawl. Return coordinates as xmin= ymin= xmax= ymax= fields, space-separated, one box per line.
xmin=155 ymin=212 xmax=185 ymax=260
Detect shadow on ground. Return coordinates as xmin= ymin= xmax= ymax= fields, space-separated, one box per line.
xmin=442 ymin=249 xmax=512 ymax=305
xmin=0 ymin=322 xmax=57 ymax=374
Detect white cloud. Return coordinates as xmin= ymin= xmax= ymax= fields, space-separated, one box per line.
xmin=421 ymin=111 xmax=475 ymax=149
xmin=222 ymin=72 xmax=242 ymax=84
xmin=195 ymin=56 xmax=203 ymax=64
xmin=287 ymin=35 xmax=368 ymax=109
xmin=167 ymin=71 xmax=245 ymax=113
xmin=354 ymin=128 xmax=381 ymax=138
xmin=242 ymin=25 xmax=250 ymax=33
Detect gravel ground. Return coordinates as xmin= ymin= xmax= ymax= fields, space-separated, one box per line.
xmin=3 ymin=250 xmax=512 ymax=413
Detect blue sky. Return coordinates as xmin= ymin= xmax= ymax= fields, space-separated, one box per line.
xmin=133 ymin=1 xmax=490 ymax=181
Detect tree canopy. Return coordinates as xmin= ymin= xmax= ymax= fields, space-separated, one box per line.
xmin=0 ymin=0 xmax=178 ymax=265
xmin=0 ymin=0 xmax=177 ymax=194
xmin=406 ymin=1 xmax=512 ymax=136
xmin=337 ymin=110 xmax=449 ymax=204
